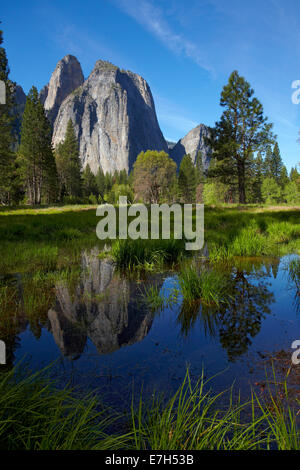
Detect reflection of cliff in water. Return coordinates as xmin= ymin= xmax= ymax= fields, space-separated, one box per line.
xmin=48 ymin=248 xmax=155 ymax=358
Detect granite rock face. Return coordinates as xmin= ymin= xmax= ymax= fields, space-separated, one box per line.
xmin=170 ymin=124 xmax=211 ymax=170
xmin=40 ymin=55 xmax=84 ymax=126
xmin=52 ymin=60 xmax=168 ymax=174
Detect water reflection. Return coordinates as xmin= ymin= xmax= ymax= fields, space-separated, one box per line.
xmin=48 ymin=248 xmax=155 ymax=358
xmin=0 ymin=251 xmax=297 ymax=373
xmin=177 ymin=260 xmax=276 ymax=362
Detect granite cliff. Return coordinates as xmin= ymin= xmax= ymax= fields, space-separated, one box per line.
xmin=170 ymin=124 xmax=211 ymax=170
xmin=51 ymin=58 xmax=168 ymax=174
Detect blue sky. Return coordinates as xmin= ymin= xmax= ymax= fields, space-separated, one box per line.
xmin=2 ymin=0 xmax=300 ymax=170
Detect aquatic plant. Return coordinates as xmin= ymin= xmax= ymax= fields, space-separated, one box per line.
xmin=1 ymin=364 xmax=300 ymax=449
xmin=0 ymin=364 xmax=130 ymax=450
xmin=178 ymin=263 xmax=231 ymax=306
xmin=288 ymin=258 xmax=300 ymax=290
xmin=111 ymin=238 xmax=185 ymax=270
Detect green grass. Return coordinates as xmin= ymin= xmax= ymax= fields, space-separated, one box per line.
xmin=0 ymin=205 xmax=299 ymax=274
xmin=111 ymin=238 xmax=185 ymax=270
xmin=178 ymin=263 xmax=231 ymax=306
xmin=2 ymin=364 xmax=300 ymax=450
xmin=288 ymin=258 xmax=300 ymax=290
xmin=0 ymin=363 xmax=130 ymax=450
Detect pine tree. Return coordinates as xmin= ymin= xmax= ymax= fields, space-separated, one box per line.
xmin=247 ymin=152 xmax=264 ymax=202
xmin=82 ymin=164 xmax=98 ymax=197
xmin=278 ymin=165 xmax=289 ymax=189
xmin=290 ymin=166 xmax=300 ymax=185
xmin=263 ymin=143 xmax=283 ymax=183
xmin=263 ymin=145 xmax=273 ymax=178
xmin=55 ymin=119 xmax=82 ymax=199
xmin=19 ymin=86 xmax=58 ymax=204
xmin=178 ymin=154 xmax=196 ymax=202
xmin=96 ymin=168 xmax=106 ymax=202
xmin=195 ymin=151 xmax=205 ymax=203
xmin=0 ymin=25 xmax=15 ymax=204
xmin=208 ymin=71 xmax=274 ymax=204
xmin=271 ymin=143 xmax=283 ymax=181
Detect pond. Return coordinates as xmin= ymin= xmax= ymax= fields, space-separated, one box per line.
xmin=1 ymin=247 xmax=300 ymax=407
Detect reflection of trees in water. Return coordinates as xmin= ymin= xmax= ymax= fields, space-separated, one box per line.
xmin=177 ymin=262 xmax=275 ymax=362
xmin=218 ymin=269 xmax=274 ymax=362
xmin=178 ymin=300 xmax=218 ymax=339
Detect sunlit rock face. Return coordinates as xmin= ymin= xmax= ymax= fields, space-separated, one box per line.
xmin=51 ymin=59 xmax=168 ymax=174
xmin=48 ymin=250 xmax=155 ymax=358
xmin=40 ymin=55 xmax=84 ymax=126
xmin=170 ymin=124 xmax=211 ymax=170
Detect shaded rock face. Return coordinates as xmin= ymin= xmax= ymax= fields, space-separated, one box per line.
xmin=48 ymin=248 xmax=156 ymax=358
xmin=170 ymin=124 xmax=211 ymax=170
xmin=41 ymin=55 xmax=84 ymax=126
xmin=52 ymin=60 xmax=168 ymax=174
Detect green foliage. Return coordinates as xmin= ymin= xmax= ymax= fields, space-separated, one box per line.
xmin=111 ymin=238 xmax=184 ymax=269
xmin=106 ymin=183 xmax=133 ymax=204
xmin=178 ymin=263 xmax=230 ymax=305
xmin=0 ymin=26 xmax=18 ymax=205
xmin=261 ymin=177 xmax=282 ymax=204
xmin=203 ymin=181 xmax=229 ymax=204
xmin=208 ymin=70 xmax=274 ymax=204
xmin=288 ymin=258 xmax=300 ymax=290
xmin=82 ymin=164 xmax=98 ymax=197
xmin=55 ymin=119 xmax=82 ymax=199
xmin=178 ymin=154 xmax=196 ymax=202
xmin=284 ymin=181 xmax=300 ymax=205
xmin=133 ymin=150 xmax=177 ymax=203
xmin=18 ymin=86 xmax=58 ymax=204
xmin=0 ymin=364 xmax=128 ymax=450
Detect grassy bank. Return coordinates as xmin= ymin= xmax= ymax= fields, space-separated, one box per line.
xmin=0 ymin=204 xmax=299 ymax=277
xmin=0 ymin=364 xmax=299 ymax=450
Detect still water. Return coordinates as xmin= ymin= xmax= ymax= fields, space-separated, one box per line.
xmin=2 ymin=248 xmax=300 ymax=405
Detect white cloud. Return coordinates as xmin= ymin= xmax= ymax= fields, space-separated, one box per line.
xmin=111 ymin=0 xmax=214 ymax=75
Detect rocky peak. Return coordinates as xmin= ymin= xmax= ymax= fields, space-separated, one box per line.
xmin=41 ymin=55 xmax=84 ymax=125
xmin=170 ymin=124 xmax=211 ymax=170
xmin=52 ymin=58 xmax=168 ymax=174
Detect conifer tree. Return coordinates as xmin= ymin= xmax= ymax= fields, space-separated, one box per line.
xmin=82 ymin=164 xmax=98 ymax=197
xmin=19 ymin=86 xmax=58 ymax=204
xmin=195 ymin=151 xmax=205 ymax=202
xmin=178 ymin=154 xmax=196 ymax=202
xmin=208 ymin=71 xmax=274 ymax=204
xmin=279 ymin=165 xmax=289 ymax=189
xmin=55 ymin=119 xmax=82 ymax=199
xmin=0 ymin=25 xmax=15 ymax=204
xmin=96 ymin=168 xmax=106 ymax=201
xmin=248 ymin=152 xmax=264 ymax=202
xmin=271 ymin=142 xmax=283 ymax=181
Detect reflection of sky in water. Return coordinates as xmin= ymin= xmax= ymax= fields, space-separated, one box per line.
xmin=7 ymin=250 xmax=300 ymax=405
